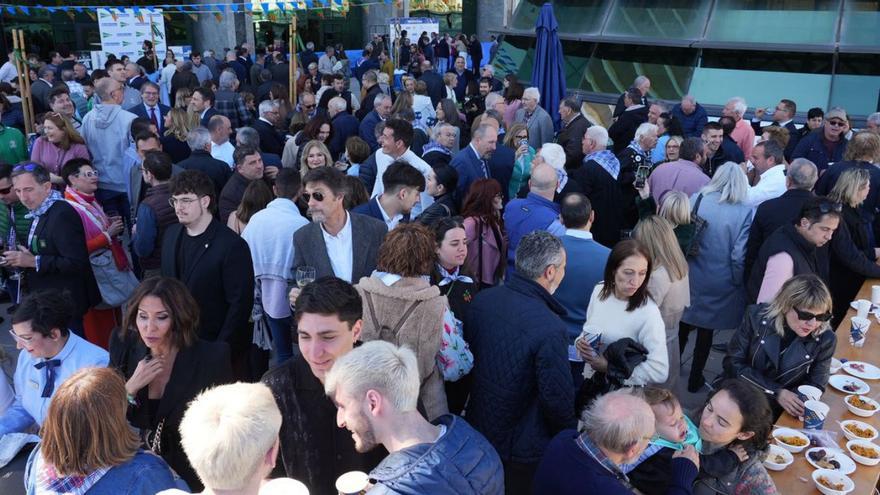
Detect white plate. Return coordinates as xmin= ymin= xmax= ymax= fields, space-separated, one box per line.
xmin=805 ymin=447 xmax=858 ymax=475
xmin=829 ymin=375 xmax=871 ymax=395
xmin=843 ymin=361 xmax=880 ymax=380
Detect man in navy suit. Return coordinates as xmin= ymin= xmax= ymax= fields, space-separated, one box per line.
xmin=191 ymin=87 xmax=218 ymax=128
xmin=358 ymin=93 xmax=392 ymax=153
xmin=418 ymin=60 xmax=444 ymax=107
xmin=751 ymin=98 xmax=801 ymax=162
xmin=551 ymin=193 xmax=610 ymax=386
xmin=126 ymin=82 xmax=170 ymax=134
xmin=352 ymin=161 xmax=423 ymax=231
xmin=450 ymin=123 xmax=497 ymax=206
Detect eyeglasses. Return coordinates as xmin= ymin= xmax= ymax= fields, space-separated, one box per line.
xmin=814 ymin=201 xmax=843 ymax=214
xmin=168 ymin=196 xmax=201 ymax=207
xmin=301 ymin=191 xmax=326 ymax=203
xmin=75 ymin=170 xmax=99 ymax=178
xmin=8 ymin=329 xmax=33 ymax=343
xmin=303 ymin=103 xmax=316 ymax=110
xmin=827 ymin=120 xmax=846 ymax=127
xmin=793 ymin=308 xmax=832 ymax=322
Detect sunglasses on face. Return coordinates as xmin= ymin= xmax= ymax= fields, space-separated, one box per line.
xmin=793 ymin=308 xmax=832 ymax=322
xmin=0 ymin=186 xmax=11 ymax=194
xmin=302 ymin=191 xmax=326 ymax=202
xmin=827 ymin=120 xmax=846 ymax=127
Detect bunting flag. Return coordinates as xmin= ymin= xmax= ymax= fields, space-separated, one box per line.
xmin=0 ymin=0 xmax=372 ymax=16
xmin=214 ymin=11 xmax=224 ymax=22
xmin=66 ymin=10 xmax=76 ymax=21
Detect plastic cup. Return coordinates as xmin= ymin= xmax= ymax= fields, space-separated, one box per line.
xmin=851 ymin=316 xmax=871 ymax=348
xmin=858 ymin=299 xmax=872 ymax=319
xmin=335 ymin=471 xmax=370 ymax=495
xmin=797 ymin=384 xmax=822 ymax=403
xmin=261 ymin=478 xmax=310 ymax=495
xmin=803 ymin=400 xmax=830 ymax=429
xmin=873 ymin=286 xmax=880 ymax=306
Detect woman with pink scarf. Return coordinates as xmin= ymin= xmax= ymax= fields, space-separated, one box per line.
xmin=60 ymin=158 xmax=127 ymax=348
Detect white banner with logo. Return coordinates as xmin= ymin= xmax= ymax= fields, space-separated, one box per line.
xmin=98 ymin=8 xmax=167 ymax=61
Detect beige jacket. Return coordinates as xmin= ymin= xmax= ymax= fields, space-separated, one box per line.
xmin=356 ymin=276 xmax=449 ymax=420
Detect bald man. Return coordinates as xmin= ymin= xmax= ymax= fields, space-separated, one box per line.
xmin=503 ymin=162 xmax=565 ymax=275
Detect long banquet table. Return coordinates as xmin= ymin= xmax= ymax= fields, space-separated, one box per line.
xmin=770 ymin=279 xmax=880 ymax=494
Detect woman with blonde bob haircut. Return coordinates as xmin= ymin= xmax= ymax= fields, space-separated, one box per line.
xmin=109 ymin=277 xmax=233 ymax=491
xmin=299 ymin=139 xmax=333 ymax=177
xmin=25 ymin=367 xmax=184 ymax=494
xmin=723 ymin=274 xmax=835 ymax=420
xmin=634 ymin=216 xmax=690 ymax=389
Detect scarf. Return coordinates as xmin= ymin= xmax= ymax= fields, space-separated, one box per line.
xmin=64 ymin=187 xmax=130 ymax=270
xmin=627 ymin=141 xmax=653 ymax=169
xmin=33 ymin=449 xmax=110 ymax=495
xmin=422 ymin=141 xmax=452 ymax=157
xmin=585 ymin=150 xmax=621 ymax=180
xmin=25 ymin=189 xmax=63 ymax=220
xmin=436 ymin=264 xmax=473 ymax=287
xmin=554 ymin=168 xmax=569 ymax=194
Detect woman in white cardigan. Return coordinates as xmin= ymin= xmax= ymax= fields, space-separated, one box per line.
xmin=576 ymin=239 xmax=668 ymax=387
xmin=634 ymin=216 xmax=690 ymax=389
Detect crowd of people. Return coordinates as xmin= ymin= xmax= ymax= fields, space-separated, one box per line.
xmin=0 ymin=29 xmax=879 ymax=495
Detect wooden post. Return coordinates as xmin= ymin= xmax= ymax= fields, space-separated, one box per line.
xmin=289 ymin=18 xmax=297 ymax=105
xmin=12 ymin=29 xmax=33 ymax=136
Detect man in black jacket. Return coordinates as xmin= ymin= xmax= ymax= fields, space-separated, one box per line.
xmin=5 ymin=164 xmax=99 ymax=333
xmin=556 ymin=98 xmax=591 ymax=170
xmin=261 ymin=277 xmax=385 ymax=495
xmin=161 ymin=170 xmax=256 ymax=378
xmin=608 ymin=88 xmax=649 ymax=155
xmin=178 ymin=127 xmax=232 ymax=197
xmin=751 ymin=98 xmax=801 ymax=162
xmin=253 ymin=100 xmax=285 ymax=156
xmin=218 ymin=146 xmax=264 ymax=223
xmin=418 ymin=60 xmax=444 ymax=107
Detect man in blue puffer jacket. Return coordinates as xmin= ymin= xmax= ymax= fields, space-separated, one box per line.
xmin=324 ymin=340 xmax=504 ymax=495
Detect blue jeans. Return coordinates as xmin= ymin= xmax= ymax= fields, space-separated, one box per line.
xmin=266 ymin=315 xmax=294 ymax=365
xmin=438 ymin=57 xmax=448 ymax=74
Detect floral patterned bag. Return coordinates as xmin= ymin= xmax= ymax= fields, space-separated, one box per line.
xmin=436 ymin=308 xmax=474 ymax=382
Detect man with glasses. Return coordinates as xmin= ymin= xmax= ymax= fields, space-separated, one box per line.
xmin=161 ymin=170 xmax=256 ymax=379
xmin=792 ymin=107 xmax=850 ymax=174
xmin=4 ymin=164 xmax=99 ymax=333
xmin=292 ymin=167 xmax=387 ymax=283
xmin=748 ymin=196 xmax=840 ymax=303
xmin=751 ymin=98 xmax=800 ymax=161
xmin=0 ymin=290 xmax=108 ymax=437
xmin=81 ymin=77 xmax=138 ymax=227
xmin=127 ymin=82 xmax=170 ymax=134
xmin=0 ymin=163 xmax=32 ymax=307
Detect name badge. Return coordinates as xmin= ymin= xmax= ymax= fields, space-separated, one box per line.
xmin=28 ymin=379 xmax=39 ymax=390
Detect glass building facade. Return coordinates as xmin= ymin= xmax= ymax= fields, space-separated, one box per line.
xmin=494 ymin=0 xmax=880 ymax=120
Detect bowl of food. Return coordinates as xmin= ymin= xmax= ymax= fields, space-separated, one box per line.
xmin=840 ymin=419 xmax=879 ymax=442
xmin=830 ymin=358 xmax=843 ymax=374
xmin=773 ymin=427 xmax=810 ymax=453
xmin=846 ymin=439 xmax=880 ymax=466
xmin=812 ymin=469 xmax=854 ymax=495
xmin=763 ymin=444 xmax=794 ymax=471
xmin=845 ymin=394 xmax=880 ymax=417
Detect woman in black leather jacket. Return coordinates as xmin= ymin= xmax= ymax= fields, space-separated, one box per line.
xmin=722 ymin=274 xmax=836 ymax=419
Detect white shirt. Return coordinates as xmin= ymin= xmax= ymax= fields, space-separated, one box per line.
xmin=564 ymin=229 xmax=594 ymax=241
xmin=377 ymin=198 xmax=404 ymax=230
xmin=211 ymin=140 xmax=236 ymax=168
xmin=144 ymin=103 xmax=163 ymax=132
xmin=370 ymin=148 xmax=434 ymax=217
xmin=321 ymin=211 xmax=354 ymax=283
xmin=0 ymin=61 xmax=18 ymax=84
xmin=745 ymin=164 xmax=787 ymax=207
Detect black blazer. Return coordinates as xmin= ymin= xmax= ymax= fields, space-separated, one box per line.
xmin=253 ymin=118 xmax=285 ymax=156
xmin=419 ymin=70 xmax=445 ymax=107
xmin=351 ymin=197 xmax=411 ymax=225
xmin=24 ymin=201 xmax=100 ymax=319
xmin=177 ymin=150 xmax=232 ymax=197
xmin=292 ymin=212 xmax=387 ymax=282
xmin=160 ymin=219 xmax=254 ymax=349
xmin=200 ymin=107 xmax=219 ymax=128
xmin=109 ymin=329 xmax=233 ymax=491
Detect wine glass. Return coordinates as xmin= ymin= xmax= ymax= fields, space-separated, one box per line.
xmin=296 ymin=266 xmax=316 ymax=289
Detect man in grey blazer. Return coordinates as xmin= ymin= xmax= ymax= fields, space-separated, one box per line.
xmin=514 ymin=87 xmax=555 ymax=150
xmin=293 ymin=167 xmax=387 ymax=284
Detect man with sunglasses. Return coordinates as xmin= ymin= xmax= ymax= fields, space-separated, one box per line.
xmin=0 ymin=163 xmax=32 ymax=306
xmin=748 ymin=196 xmax=840 ymax=304
xmin=792 ymin=107 xmax=849 ymax=174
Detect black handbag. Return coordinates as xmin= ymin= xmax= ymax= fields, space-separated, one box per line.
xmin=687 ymin=194 xmax=709 ymax=258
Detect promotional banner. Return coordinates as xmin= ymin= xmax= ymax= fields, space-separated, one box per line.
xmin=388 ymin=17 xmax=439 ymax=67
xmin=97 ymin=8 xmax=167 ymax=62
